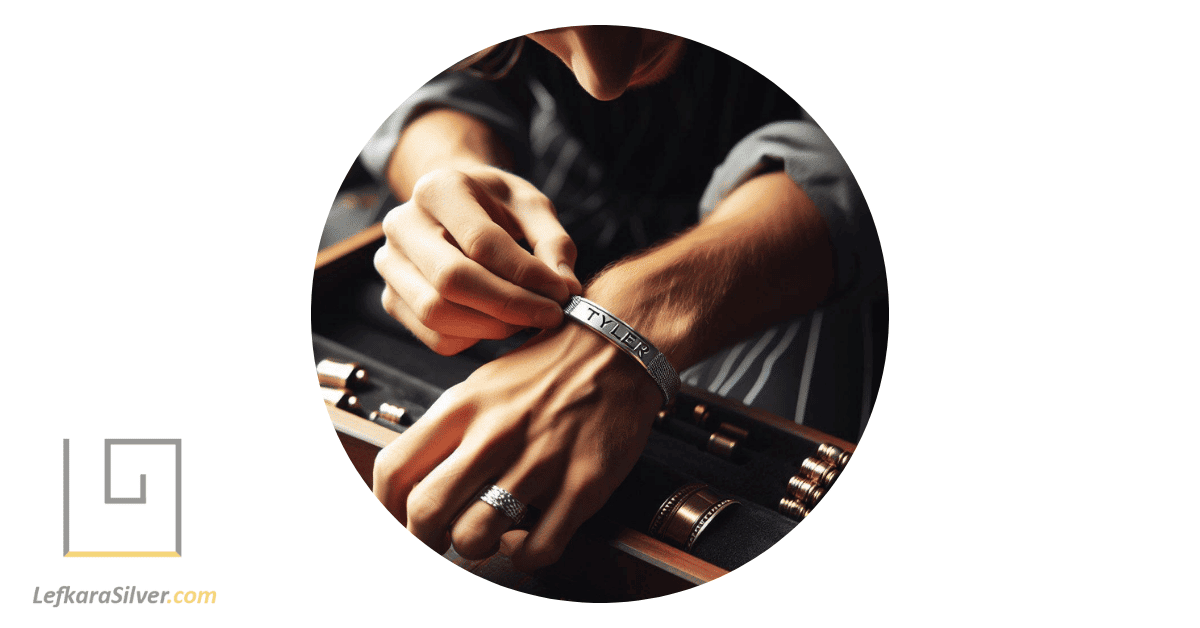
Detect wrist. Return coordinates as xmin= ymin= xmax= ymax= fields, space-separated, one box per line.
xmin=536 ymin=323 xmax=662 ymax=412
xmin=563 ymin=296 xmax=681 ymax=406
xmin=584 ymin=259 xmax=705 ymax=371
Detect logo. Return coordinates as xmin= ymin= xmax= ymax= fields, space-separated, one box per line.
xmin=62 ymin=439 xmax=182 ymax=557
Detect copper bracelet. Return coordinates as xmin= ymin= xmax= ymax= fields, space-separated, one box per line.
xmin=648 ymin=483 xmax=739 ymax=551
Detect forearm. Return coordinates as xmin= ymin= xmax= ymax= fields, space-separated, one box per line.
xmin=586 ymin=171 xmax=834 ymax=371
xmin=386 ymin=108 xmax=514 ymax=201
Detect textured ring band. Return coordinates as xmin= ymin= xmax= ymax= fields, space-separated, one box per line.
xmin=478 ymin=485 xmax=527 ymax=525
xmin=563 ymin=296 xmax=681 ymax=406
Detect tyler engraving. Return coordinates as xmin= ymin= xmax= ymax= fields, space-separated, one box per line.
xmin=584 ymin=307 xmax=651 ymax=358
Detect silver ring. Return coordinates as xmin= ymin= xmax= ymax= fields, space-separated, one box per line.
xmin=478 ymin=485 xmax=526 ymax=524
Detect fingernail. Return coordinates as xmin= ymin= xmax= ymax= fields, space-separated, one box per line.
xmin=534 ymin=306 xmax=561 ymax=328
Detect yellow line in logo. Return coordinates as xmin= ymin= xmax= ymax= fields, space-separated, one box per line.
xmin=64 ymin=551 xmax=181 ymax=558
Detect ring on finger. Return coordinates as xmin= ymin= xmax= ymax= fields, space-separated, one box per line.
xmin=478 ymin=484 xmax=527 ymax=525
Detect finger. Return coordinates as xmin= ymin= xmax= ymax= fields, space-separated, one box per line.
xmin=498 ymin=528 xmax=529 ymax=557
xmin=375 ymin=245 xmax=524 ymax=340
xmin=372 ymin=390 xmax=473 ymax=525
xmin=390 ymin=209 xmax=564 ymax=328
xmin=448 ymin=454 xmax=559 ymax=560
xmin=379 ymin=285 xmax=479 ymax=356
xmin=506 ymin=197 xmax=582 ymax=295
xmin=509 ymin=465 xmax=609 ymax=571
xmin=414 ymin=174 xmax=571 ymax=302
xmin=405 ymin=430 xmax=519 ymax=554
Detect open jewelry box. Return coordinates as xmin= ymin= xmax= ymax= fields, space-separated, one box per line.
xmin=313 ymin=223 xmax=857 ymax=601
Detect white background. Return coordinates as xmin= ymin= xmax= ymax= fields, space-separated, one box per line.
xmin=3 ymin=1 xmax=1197 ymax=625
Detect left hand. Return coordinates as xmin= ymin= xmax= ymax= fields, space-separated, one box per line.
xmin=373 ymin=321 xmax=661 ymax=570
xmin=374 ymin=165 xmax=581 ymax=356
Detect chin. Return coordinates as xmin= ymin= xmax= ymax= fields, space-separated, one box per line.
xmin=586 ymin=84 xmax=628 ymax=101
xmin=579 ymin=72 xmax=631 ymax=101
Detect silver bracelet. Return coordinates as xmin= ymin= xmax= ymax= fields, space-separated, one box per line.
xmin=563 ymin=296 xmax=680 ymax=406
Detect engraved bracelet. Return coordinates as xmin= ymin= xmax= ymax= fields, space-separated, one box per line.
xmin=563 ymin=296 xmax=681 ymax=406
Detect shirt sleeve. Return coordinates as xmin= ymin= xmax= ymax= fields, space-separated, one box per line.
xmin=358 ymin=72 xmax=531 ymax=181
xmin=698 ymin=115 xmax=883 ymax=300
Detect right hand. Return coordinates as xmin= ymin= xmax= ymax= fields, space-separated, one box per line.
xmin=374 ymin=165 xmax=582 ymax=355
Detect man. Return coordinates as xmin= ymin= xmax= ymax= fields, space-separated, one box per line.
xmin=364 ymin=26 xmax=885 ymax=571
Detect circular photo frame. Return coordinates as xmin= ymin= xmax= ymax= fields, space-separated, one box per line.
xmin=312 ymin=25 xmax=887 ymax=602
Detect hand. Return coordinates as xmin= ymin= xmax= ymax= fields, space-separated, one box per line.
xmin=372 ymin=322 xmax=661 ymax=570
xmin=374 ymin=165 xmax=583 ymax=355
xmin=372 ymin=168 xmax=835 ymax=571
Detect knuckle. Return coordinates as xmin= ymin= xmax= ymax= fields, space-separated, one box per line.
xmin=536 ymin=195 xmax=559 ymax=217
xmin=409 ymin=172 xmax=438 ymax=201
xmin=379 ymin=288 xmax=398 ymax=318
xmin=459 ymin=414 xmax=523 ymax=456
xmin=427 ymin=336 xmax=452 ymax=355
xmin=450 ymin=525 xmax=496 ymax=560
xmin=471 ymin=170 xmax=509 ymax=200
xmin=430 ymin=260 xmax=468 ymax=295
xmin=383 ymin=201 xmax=419 ymax=236
xmin=405 ymin=487 xmax=441 ymax=529
xmin=395 ymin=200 xmax=419 ymax=223
xmin=515 ymin=538 xmax=564 ymax=571
xmin=413 ymin=168 xmax=467 ymax=203
xmin=371 ymin=454 xmax=393 ymax=495
xmin=542 ymin=231 xmax=570 ymax=251
xmin=436 ymin=383 xmax=470 ymax=409
xmin=460 ymin=224 xmax=503 ymax=266
xmin=479 ymin=423 xmax=525 ymax=457
xmin=429 ymin=335 xmax=466 ymax=356
xmin=372 ymin=245 xmax=389 ymax=274
xmin=413 ymin=290 xmax=447 ymax=325
xmin=555 ymin=234 xmax=577 ymax=262
xmin=381 ymin=205 xmax=400 ymax=234
xmin=498 ymin=292 xmax=523 ymax=320
xmin=507 ymin=259 xmax=534 ymax=288
xmin=439 ymin=382 xmax=465 ymax=402
xmin=371 ymin=449 xmax=405 ymax=517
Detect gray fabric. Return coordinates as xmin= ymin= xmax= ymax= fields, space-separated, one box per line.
xmin=698 ymin=119 xmax=879 ymax=299
xmin=360 ymin=75 xmax=531 ymax=181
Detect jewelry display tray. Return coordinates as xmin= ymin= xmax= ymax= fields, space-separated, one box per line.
xmin=313 ymin=224 xmax=856 ymax=601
